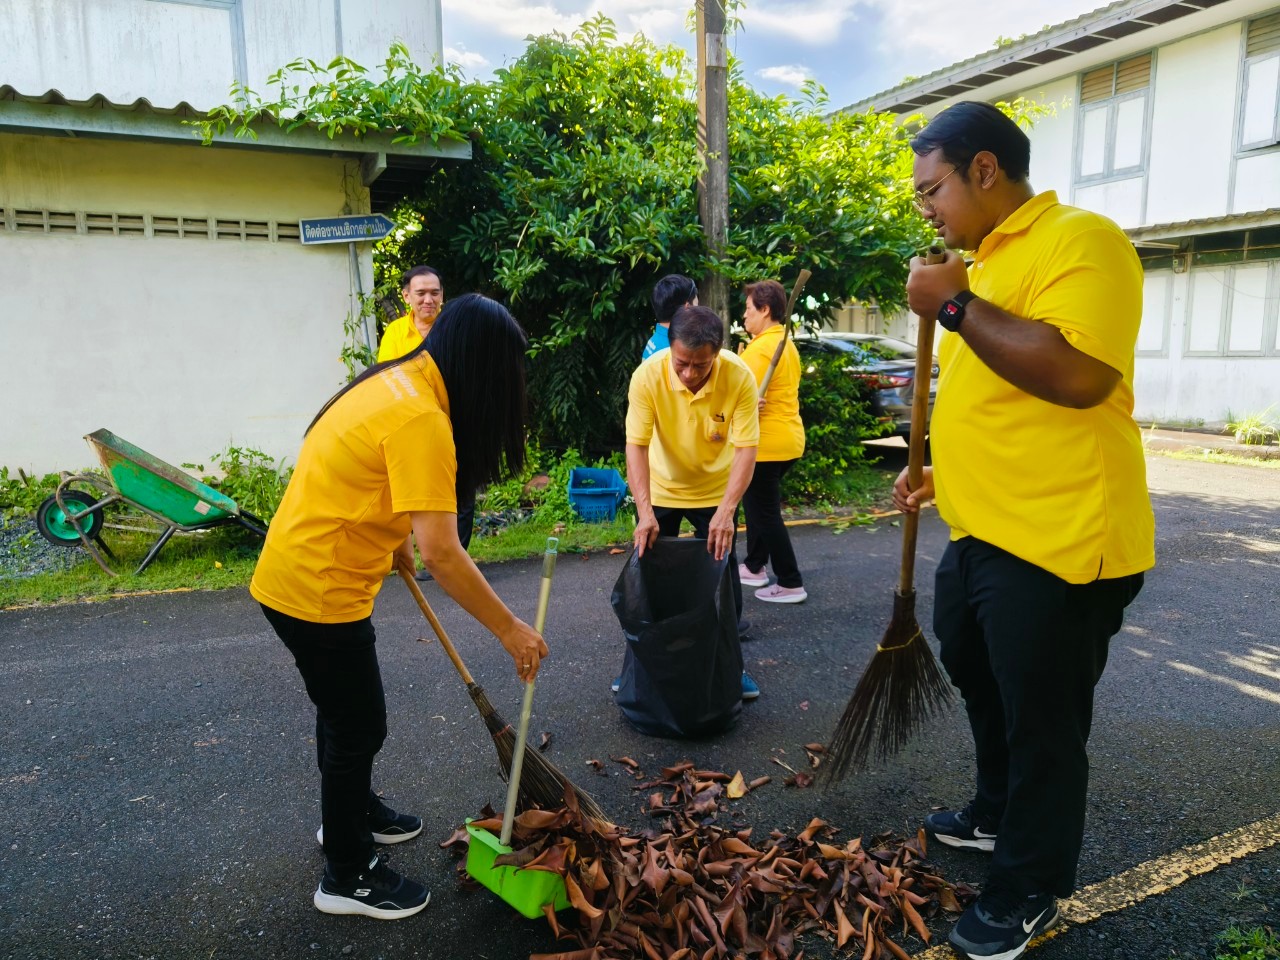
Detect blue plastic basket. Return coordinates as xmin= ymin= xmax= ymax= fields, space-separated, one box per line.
xmin=567 ymin=467 xmax=627 ymax=522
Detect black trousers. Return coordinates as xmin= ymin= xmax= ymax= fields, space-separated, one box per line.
xmin=742 ymin=459 xmax=802 ymax=588
xmin=653 ymin=505 xmax=744 ymax=631
xmin=933 ymin=537 xmax=1143 ymax=897
xmin=260 ymin=604 xmax=389 ymax=879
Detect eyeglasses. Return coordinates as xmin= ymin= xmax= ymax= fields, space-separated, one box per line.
xmin=913 ymin=165 xmax=959 ymax=216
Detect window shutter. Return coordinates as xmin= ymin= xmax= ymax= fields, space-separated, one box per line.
xmin=1247 ymin=12 xmax=1280 ymax=58
xmin=1081 ymin=65 xmax=1115 ymax=103
xmin=1115 ymin=54 xmax=1152 ymax=94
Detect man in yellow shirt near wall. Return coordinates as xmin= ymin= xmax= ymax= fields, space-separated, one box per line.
xmin=377 ymin=266 xmax=444 ymax=362
xmin=625 ymin=304 xmax=763 ymax=699
xmin=893 ymin=102 xmax=1154 ymax=960
xmin=376 ymin=265 xmax=475 ymax=574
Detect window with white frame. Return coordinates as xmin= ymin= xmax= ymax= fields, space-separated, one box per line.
xmin=1185 ymin=262 xmax=1279 ymax=357
xmin=1076 ymin=54 xmax=1152 ymax=182
xmin=1137 ymin=271 xmax=1172 ymax=356
xmin=1240 ymin=12 xmax=1280 ymax=151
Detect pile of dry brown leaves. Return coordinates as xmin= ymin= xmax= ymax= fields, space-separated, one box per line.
xmin=441 ymin=757 xmax=975 ymax=960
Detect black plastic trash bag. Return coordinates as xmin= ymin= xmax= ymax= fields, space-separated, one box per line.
xmin=610 ymin=537 xmax=743 ymax=738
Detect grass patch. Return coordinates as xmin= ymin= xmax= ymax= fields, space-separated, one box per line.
xmin=469 ymin=516 xmax=635 ymax=562
xmin=1214 ymin=925 xmax=1279 ymax=960
xmin=0 ymin=525 xmax=261 ymax=608
xmin=2 ymin=460 xmax=896 ymax=609
xmin=1151 ymin=448 xmax=1280 ymax=469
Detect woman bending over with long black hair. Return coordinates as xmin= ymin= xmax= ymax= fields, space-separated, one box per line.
xmin=250 ymin=294 xmax=547 ymax=920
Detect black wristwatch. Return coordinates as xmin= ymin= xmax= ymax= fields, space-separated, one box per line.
xmin=938 ymin=290 xmax=977 ymax=332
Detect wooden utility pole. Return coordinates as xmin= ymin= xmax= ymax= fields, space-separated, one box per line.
xmin=696 ymin=0 xmax=730 ymax=338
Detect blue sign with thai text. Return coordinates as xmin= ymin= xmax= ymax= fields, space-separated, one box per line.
xmin=298 ymin=214 xmax=395 ymax=245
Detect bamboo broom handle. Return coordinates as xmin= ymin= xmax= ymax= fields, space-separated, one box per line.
xmin=396 ymin=556 xmax=476 ymax=686
xmin=500 ymin=537 xmax=559 ymax=846
xmin=899 ymin=246 xmax=945 ymax=595
xmin=757 ymin=268 xmax=812 ymax=397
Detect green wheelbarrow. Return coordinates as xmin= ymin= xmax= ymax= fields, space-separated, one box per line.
xmin=34 ymin=429 xmax=268 ymax=576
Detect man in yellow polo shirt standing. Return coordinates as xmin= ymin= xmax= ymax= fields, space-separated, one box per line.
xmin=377 ymin=266 xmax=476 ymax=574
xmin=893 ymin=102 xmax=1154 ymax=960
xmin=377 ymin=266 xmax=444 ymax=362
xmin=625 ymin=304 xmax=763 ymax=699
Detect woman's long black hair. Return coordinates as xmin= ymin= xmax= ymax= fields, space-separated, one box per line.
xmin=306 ymin=293 xmax=528 ymax=498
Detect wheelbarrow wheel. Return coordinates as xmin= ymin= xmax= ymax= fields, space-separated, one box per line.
xmin=35 ymin=491 xmax=105 ymax=546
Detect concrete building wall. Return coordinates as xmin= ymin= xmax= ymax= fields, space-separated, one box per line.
xmin=1146 ymin=23 xmax=1242 ymax=225
xmin=0 ymin=134 xmax=358 ymax=471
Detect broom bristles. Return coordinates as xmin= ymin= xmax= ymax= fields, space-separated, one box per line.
xmin=824 ymin=591 xmax=953 ymax=782
xmin=493 ymin=727 xmax=610 ymax=828
xmin=466 ymin=682 xmax=610 ymax=827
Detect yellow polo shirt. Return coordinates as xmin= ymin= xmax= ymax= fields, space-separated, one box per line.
xmin=740 ymin=325 xmax=805 ymax=462
xmin=376 ymin=313 xmax=427 ymax=363
xmin=931 ymin=190 xmax=1154 ymax=584
xmin=626 ymin=349 xmax=760 ymax=508
xmin=250 ymin=353 xmax=458 ymax=622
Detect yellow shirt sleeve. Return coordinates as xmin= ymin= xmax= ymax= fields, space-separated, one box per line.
xmin=727 ymin=363 xmax=760 ymax=447
xmin=625 ymin=362 xmax=657 ymax=446
xmin=383 ymin=411 xmax=458 ymax=513
xmin=740 ymin=335 xmax=771 ymax=386
xmin=1029 ymin=226 xmax=1142 ymax=376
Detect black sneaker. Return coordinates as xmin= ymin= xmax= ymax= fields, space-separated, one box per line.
xmin=313 ymin=854 xmax=430 ymax=920
xmin=316 ymin=798 xmax=422 ymax=846
xmin=925 ymin=804 xmax=999 ymax=852
xmin=948 ymin=889 xmax=1058 ymax=960
xmin=368 ymin=796 xmax=422 ymax=844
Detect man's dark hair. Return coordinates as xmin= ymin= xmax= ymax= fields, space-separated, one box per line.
xmin=651 ymin=274 xmax=698 ymax=323
xmin=744 ymin=280 xmax=787 ymax=323
xmin=909 ymin=101 xmax=1031 ymax=183
xmin=669 ymin=305 xmax=724 ymax=351
xmin=306 ymin=294 xmax=527 ymax=499
xmin=400 ymin=265 xmax=442 ymax=289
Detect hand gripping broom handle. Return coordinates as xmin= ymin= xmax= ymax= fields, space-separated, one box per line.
xmin=899 ymin=246 xmax=945 ymax=594
xmin=500 ymin=537 xmax=559 ymax=846
xmin=757 ymin=268 xmax=812 ymax=398
xmin=396 ymin=556 xmax=477 ymax=686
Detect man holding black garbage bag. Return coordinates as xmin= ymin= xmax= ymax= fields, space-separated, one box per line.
xmin=616 ymin=304 xmax=762 ymax=714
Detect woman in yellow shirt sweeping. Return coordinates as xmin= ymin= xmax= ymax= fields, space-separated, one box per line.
xmin=250 ymin=294 xmax=547 ymax=921
xmin=737 ymin=280 xmax=808 ymax=603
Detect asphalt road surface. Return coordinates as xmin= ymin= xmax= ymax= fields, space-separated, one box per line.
xmin=1 ymin=453 xmax=1277 ymax=960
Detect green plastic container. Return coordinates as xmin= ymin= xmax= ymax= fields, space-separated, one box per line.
xmin=465 ymin=821 xmax=570 ymax=919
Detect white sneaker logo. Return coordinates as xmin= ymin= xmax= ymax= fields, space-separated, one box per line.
xmin=974 ymin=828 xmax=997 ymax=839
xmin=1022 ymin=908 xmax=1049 ymax=934
xmin=355 ymin=888 xmax=371 ymax=897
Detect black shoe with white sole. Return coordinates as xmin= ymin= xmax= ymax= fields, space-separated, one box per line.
xmin=948 ymin=889 xmax=1058 ymax=960
xmin=313 ymin=854 xmax=430 ymax=920
xmin=316 ymin=797 xmax=423 ymax=846
xmin=925 ymin=804 xmax=998 ymax=852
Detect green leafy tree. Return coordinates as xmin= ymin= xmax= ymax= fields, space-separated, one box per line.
xmin=195 ymin=20 xmax=936 ymax=453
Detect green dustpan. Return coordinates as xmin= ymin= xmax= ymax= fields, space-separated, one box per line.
xmin=465 ymin=539 xmax=570 ymax=918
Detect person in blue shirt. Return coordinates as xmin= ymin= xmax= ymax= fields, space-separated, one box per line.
xmin=642 ymin=274 xmax=699 ymax=360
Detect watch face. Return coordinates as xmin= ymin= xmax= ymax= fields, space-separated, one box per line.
xmin=943 ymin=303 xmax=960 ymax=318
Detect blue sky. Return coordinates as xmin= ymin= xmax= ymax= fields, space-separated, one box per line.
xmin=440 ymin=0 xmax=1110 ymax=109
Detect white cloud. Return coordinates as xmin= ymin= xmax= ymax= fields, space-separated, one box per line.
xmin=442 ymin=0 xmax=585 ymax=40
xmin=444 ymin=46 xmax=490 ymax=70
xmin=742 ymin=1 xmax=860 ymax=46
xmin=864 ymin=0 xmax=1103 ymax=66
xmin=758 ymin=64 xmax=813 ymax=87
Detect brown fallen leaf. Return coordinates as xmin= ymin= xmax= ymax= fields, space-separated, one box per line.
xmin=613 ymin=756 xmax=640 ymax=769
xmin=726 ymin=771 xmax=747 ymax=799
xmin=804 ymin=743 xmax=826 ymax=753
xmin=747 ymin=776 xmax=772 ymax=791
xmin=539 ymin=731 xmax=553 ymax=752
xmin=585 ymin=758 xmax=605 ymax=774
xmin=609 ymin=548 xmax=626 ymax=555
xmin=798 ymin=700 xmax=810 ymax=711
xmin=784 ymin=772 xmax=815 ymax=788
